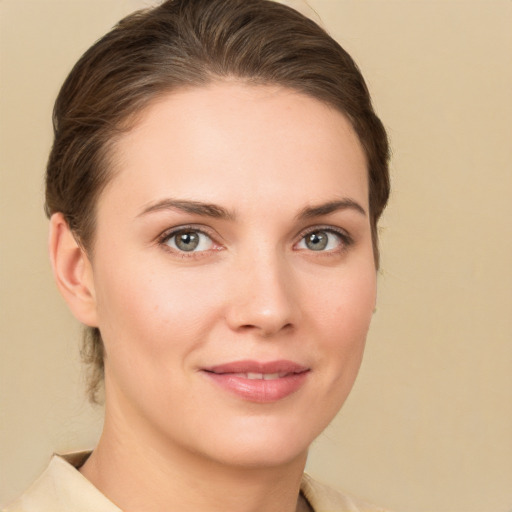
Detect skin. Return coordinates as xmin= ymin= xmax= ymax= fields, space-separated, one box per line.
xmin=49 ymin=82 xmax=377 ymax=512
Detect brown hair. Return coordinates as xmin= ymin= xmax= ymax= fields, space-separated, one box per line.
xmin=45 ymin=0 xmax=390 ymax=403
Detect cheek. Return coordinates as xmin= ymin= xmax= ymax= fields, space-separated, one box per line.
xmin=310 ymin=263 xmax=376 ymax=336
xmin=92 ymin=259 xmax=223 ymax=364
xmin=308 ymin=263 xmax=376 ymax=381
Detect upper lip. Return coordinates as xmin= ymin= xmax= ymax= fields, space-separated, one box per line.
xmin=203 ymin=360 xmax=309 ymax=375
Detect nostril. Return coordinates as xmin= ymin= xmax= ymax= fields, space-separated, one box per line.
xmin=238 ymin=321 xmax=294 ymax=338
xmin=224 ymin=268 xmax=299 ymax=336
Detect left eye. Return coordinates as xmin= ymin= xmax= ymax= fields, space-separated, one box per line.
xmin=164 ymin=229 xmax=214 ymax=252
xmin=296 ymin=230 xmax=343 ymax=252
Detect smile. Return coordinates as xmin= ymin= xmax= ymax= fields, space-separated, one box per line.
xmin=202 ymin=360 xmax=310 ymax=403
xmin=232 ymin=372 xmax=289 ymax=380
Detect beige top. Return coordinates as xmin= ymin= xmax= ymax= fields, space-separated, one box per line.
xmin=3 ymin=452 xmax=389 ymax=512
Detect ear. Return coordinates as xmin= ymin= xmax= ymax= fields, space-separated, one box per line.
xmin=48 ymin=213 xmax=98 ymax=327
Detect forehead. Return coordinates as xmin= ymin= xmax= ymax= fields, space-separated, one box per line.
xmin=102 ymin=82 xmax=368 ymax=215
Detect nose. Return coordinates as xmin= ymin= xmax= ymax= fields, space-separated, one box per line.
xmin=225 ymin=250 xmax=299 ymax=338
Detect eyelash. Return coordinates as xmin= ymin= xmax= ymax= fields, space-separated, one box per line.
xmin=295 ymin=225 xmax=354 ymax=254
xmin=157 ymin=225 xmax=220 ymax=258
xmin=157 ymin=224 xmax=353 ymax=258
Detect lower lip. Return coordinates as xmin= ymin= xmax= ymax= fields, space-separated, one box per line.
xmin=203 ymin=371 xmax=309 ymax=403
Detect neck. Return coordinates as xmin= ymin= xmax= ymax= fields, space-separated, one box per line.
xmin=80 ymin=405 xmax=309 ymax=512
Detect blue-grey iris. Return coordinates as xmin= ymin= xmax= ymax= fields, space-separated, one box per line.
xmin=305 ymin=231 xmax=328 ymax=251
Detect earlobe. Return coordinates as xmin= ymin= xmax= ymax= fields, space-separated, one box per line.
xmin=48 ymin=213 xmax=98 ymax=327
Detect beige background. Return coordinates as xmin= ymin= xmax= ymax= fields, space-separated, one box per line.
xmin=1 ymin=1 xmax=511 ymax=510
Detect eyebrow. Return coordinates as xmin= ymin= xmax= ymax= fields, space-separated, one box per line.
xmin=297 ymin=198 xmax=367 ymax=219
xmin=138 ymin=197 xmax=366 ymax=221
xmin=138 ymin=198 xmax=235 ymax=220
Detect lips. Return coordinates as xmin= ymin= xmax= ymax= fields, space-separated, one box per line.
xmin=202 ymin=360 xmax=310 ymax=403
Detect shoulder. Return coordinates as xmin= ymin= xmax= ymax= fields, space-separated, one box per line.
xmin=3 ymin=456 xmax=389 ymax=512
xmin=2 ymin=452 xmax=120 ymax=512
xmin=301 ymin=473 xmax=391 ymax=512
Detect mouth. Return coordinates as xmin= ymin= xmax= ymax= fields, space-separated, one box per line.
xmin=225 ymin=372 xmax=292 ymax=380
xmin=201 ymin=360 xmax=310 ymax=403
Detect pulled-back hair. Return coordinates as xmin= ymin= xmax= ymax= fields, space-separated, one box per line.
xmin=45 ymin=0 xmax=390 ymax=403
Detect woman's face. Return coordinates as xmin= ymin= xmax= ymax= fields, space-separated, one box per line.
xmin=87 ymin=83 xmax=376 ymax=468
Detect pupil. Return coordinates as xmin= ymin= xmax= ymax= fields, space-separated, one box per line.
xmin=176 ymin=232 xmax=199 ymax=251
xmin=306 ymin=231 xmax=327 ymax=251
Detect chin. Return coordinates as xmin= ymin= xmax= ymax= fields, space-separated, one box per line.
xmin=187 ymin=414 xmax=328 ymax=471
xmin=207 ymin=438 xmax=309 ymax=470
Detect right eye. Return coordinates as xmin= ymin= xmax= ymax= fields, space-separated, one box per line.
xmin=163 ymin=229 xmax=214 ymax=253
xmin=295 ymin=227 xmax=351 ymax=253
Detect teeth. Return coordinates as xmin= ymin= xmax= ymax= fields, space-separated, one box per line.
xmin=233 ymin=372 xmax=286 ymax=380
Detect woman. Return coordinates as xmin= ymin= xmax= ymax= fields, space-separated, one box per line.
xmin=5 ymin=0 xmax=390 ymax=511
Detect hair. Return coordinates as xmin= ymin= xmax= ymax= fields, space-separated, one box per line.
xmin=45 ymin=0 xmax=390 ymax=403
